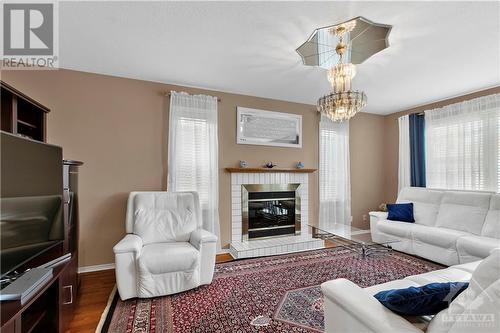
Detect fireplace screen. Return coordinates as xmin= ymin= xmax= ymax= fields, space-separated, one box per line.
xmin=242 ymin=184 xmax=301 ymax=240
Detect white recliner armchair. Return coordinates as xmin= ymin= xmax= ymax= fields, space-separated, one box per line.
xmin=113 ymin=191 xmax=217 ymax=300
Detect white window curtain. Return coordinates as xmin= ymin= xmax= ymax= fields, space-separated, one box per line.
xmin=398 ymin=115 xmax=411 ymax=193
xmin=319 ymin=115 xmax=351 ymax=229
xmin=168 ymin=91 xmax=220 ymax=248
xmin=425 ymin=93 xmax=500 ymax=192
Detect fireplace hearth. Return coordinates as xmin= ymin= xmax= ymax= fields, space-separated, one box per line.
xmin=242 ymin=184 xmax=301 ymax=240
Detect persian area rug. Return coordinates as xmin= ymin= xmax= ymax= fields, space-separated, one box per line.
xmin=98 ymin=247 xmax=443 ymax=333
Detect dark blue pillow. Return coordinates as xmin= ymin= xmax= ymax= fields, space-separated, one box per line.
xmin=387 ymin=203 xmax=415 ymax=223
xmin=374 ymin=282 xmax=469 ymax=316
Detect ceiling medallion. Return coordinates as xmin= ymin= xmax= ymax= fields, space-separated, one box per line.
xmin=297 ymin=17 xmax=391 ymax=121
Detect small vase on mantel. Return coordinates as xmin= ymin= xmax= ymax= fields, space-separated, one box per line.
xmin=264 ymin=162 xmax=276 ymax=169
xmin=239 ymin=160 xmax=247 ymax=168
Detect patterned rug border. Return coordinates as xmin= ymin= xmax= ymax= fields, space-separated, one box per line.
xmin=96 ymin=286 xmax=118 ymax=333
xmin=272 ymin=285 xmax=324 ymax=333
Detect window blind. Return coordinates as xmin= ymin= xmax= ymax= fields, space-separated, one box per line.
xmin=425 ymin=93 xmax=500 ymax=192
xmin=319 ymin=115 xmax=351 ymax=227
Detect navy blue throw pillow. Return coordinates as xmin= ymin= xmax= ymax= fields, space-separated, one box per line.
xmin=387 ymin=203 xmax=415 ymax=223
xmin=374 ymin=282 xmax=469 ymax=316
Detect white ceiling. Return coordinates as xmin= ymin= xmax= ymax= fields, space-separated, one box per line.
xmin=59 ymin=1 xmax=500 ymax=115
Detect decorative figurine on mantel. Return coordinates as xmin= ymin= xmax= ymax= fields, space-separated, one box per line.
xmin=239 ymin=160 xmax=247 ymax=168
xmin=296 ymin=161 xmax=304 ymax=169
xmin=264 ymin=162 xmax=276 ymax=169
xmin=379 ymin=203 xmax=388 ymax=212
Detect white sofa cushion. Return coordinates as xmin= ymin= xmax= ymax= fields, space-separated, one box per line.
xmin=456 ymin=236 xmax=500 ymax=263
xmin=126 ymin=191 xmax=202 ymax=233
xmin=428 ymin=249 xmax=500 ymax=333
xmin=134 ymin=208 xmax=194 ymax=244
xmin=481 ymin=194 xmax=500 ymax=239
xmin=364 ymin=279 xmax=420 ymax=295
xmin=451 ymin=260 xmax=482 ymax=274
xmin=138 ymin=242 xmax=199 ymax=274
xmin=377 ymin=220 xmax=415 ymax=238
xmin=412 ymin=225 xmax=468 ymax=248
xmin=366 ymin=264 xmax=474 ymax=294
xmin=405 ymin=267 xmax=472 ymax=285
xmin=131 ymin=192 xmax=197 ymax=244
xmin=435 ymin=191 xmax=491 ymax=235
xmin=397 ymin=187 xmax=444 ymax=226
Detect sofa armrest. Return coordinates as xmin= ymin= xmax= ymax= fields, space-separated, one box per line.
xmin=190 ymin=229 xmax=217 ymax=285
xmin=321 ymin=279 xmax=422 ymax=333
xmin=113 ymin=234 xmax=143 ymax=254
xmin=369 ymin=211 xmax=388 ymax=222
xmin=190 ymin=228 xmax=217 ymax=250
xmin=113 ymin=234 xmax=142 ymax=300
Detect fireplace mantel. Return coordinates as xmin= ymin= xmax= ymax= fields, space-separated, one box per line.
xmin=225 ymin=167 xmax=317 ymax=173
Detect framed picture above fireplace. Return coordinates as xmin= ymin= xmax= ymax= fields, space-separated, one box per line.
xmin=236 ymin=107 xmax=302 ymax=148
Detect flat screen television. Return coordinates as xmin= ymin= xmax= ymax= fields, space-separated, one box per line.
xmin=1 ymin=131 xmax=64 ymax=281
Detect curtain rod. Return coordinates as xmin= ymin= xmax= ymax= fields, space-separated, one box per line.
xmin=165 ymin=91 xmax=222 ymax=102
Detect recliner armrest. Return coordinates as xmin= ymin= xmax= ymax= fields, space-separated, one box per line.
xmin=190 ymin=229 xmax=217 ymax=250
xmin=369 ymin=211 xmax=389 ymax=222
xmin=321 ymin=279 xmax=422 ymax=333
xmin=113 ymin=234 xmax=143 ymax=254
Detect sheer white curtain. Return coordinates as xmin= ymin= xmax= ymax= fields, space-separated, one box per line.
xmin=398 ymin=115 xmax=411 ymax=193
xmin=168 ymin=91 xmax=220 ymax=247
xmin=425 ymin=93 xmax=500 ymax=192
xmin=319 ymin=115 xmax=351 ymax=229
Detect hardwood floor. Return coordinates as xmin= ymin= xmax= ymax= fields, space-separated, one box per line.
xmin=65 ymin=270 xmax=116 ymax=333
xmin=66 ymin=253 xmax=235 ymax=333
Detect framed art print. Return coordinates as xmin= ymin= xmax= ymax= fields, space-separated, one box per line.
xmin=236 ymin=107 xmax=302 ymax=148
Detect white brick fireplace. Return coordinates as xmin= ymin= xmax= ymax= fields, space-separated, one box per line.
xmin=226 ymin=168 xmax=324 ymax=259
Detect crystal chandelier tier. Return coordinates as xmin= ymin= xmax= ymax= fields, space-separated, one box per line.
xmin=318 ymin=23 xmax=366 ymax=122
xmin=296 ymin=17 xmax=391 ymax=122
xmin=317 ymin=91 xmax=367 ymax=122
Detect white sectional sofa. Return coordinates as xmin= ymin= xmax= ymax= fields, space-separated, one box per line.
xmin=322 ymin=249 xmax=500 ymax=333
xmin=370 ymin=187 xmax=500 ymax=266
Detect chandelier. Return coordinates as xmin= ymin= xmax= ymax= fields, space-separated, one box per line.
xmin=296 ymin=17 xmax=391 ymax=122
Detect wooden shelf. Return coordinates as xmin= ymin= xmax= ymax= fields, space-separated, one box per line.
xmin=1 ymin=80 xmax=49 ymax=142
xmin=17 ymin=120 xmax=38 ymax=129
xmin=23 ymin=309 xmax=47 ymax=333
xmin=225 ymin=167 xmax=317 ymax=173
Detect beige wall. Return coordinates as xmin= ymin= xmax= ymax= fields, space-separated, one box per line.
xmin=383 ymin=86 xmax=500 ymax=203
xmin=4 ymin=69 xmax=388 ymax=267
xmin=349 ymin=113 xmax=387 ymax=228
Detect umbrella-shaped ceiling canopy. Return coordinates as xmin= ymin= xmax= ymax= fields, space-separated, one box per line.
xmin=296 ymin=16 xmax=392 ymax=69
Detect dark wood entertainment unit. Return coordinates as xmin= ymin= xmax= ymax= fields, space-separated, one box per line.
xmin=0 ymin=82 xmax=82 ymax=333
xmin=1 ymin=259 xmax=75 ymax=333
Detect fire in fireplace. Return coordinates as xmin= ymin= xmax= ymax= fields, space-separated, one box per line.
xmin=242 ymin=184 xmax=301 ymax=240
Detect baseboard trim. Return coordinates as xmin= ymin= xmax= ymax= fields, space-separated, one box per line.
xmin=79 ymin=250 xmax=230 ymax=274
xmin=78 ymin=263 xmax=115 ymax=274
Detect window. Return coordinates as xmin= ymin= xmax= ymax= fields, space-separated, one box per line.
xmin=173 ymin=117 xmax=211 ymax=205
xmin=425 ymin=94 xmax=500 ymax=192
xmin=167 ymin=91 xmax=220 ymax=243
xmin=319 ymin=115 xmax=351 ymax=228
